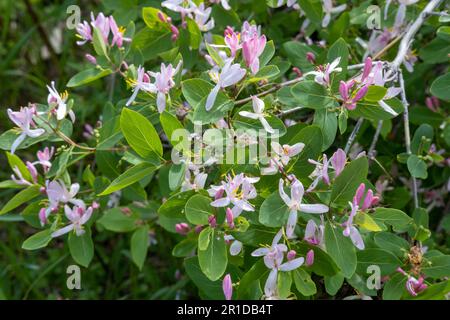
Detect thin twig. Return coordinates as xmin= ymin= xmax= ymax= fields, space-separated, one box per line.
xmin=398 ymin=70 xmax=419 ymax=209
xmin=392 ymin=0 xmax=445 ymax=69
xmin=344 ymin=117 xmax=364 ymax=154
xmin=368 ymin=120 xmax=383 ymax=160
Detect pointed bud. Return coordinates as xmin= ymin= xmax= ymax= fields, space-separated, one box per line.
xmin=85 ymin=54 xmax=97 ymax=65
xmin=306 ymin=249 xmax=314 ymax=266
xmin=287 ymin=250 xmax=296 ymax=261
xmin=175 ymin=223 xmax=190 ymax=235
xmin=223 ymin=274 xmax=233 ymax=300
xmin=361 ymin=57 xmax=372 ymax=82
xmin=226 ymin=208 xmax=235 ymax=229
xmin=208 ymin=215 xmax=217 ymax=228
xmin=306 ymin=52 xmax=316 ymax=64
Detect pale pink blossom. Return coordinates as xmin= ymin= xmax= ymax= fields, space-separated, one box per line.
xmin=7 ymin=106 xmax=45 ymax=154
xmin=75 ymin=21 xmax=92 ymax=45
xmin=252 ymin=229 xmax=304 ymax=298
xmin=109 ymin=16 xmax=131 ymax=47
xmin=306 ymin=249 xmax=314 ymax=266
xmin=223 ymin=274 xmax=233 ymax=301
xmin=125 ymin=66 xmax=156 ymax=106
xmin=304 ymin=218 xmax=325 ymax=247
xmin=322 ymin=0 xmax=347 ymax=28
xmin=90 ymin=12 xmax=110 ymax=43
xmin=47 ymin=81 xmax=75 ymax=122
xmin=34 ymin=147 xmax=55 ymax=172
xmin=175 ymin=222 xmax=190 ymax=235
xmin=242 ymin=31 xmax=266 ymax=74
xmin=279 ymin=178 xmax=329 ymax=238
xmin=51 ymin=205 xmax=93 ymax=238
xmin=148 ymin=61 xmax=183 ymax=113
xmin=224 ymin=234 xmax=242 ymax=256
xmin=224 ymin=27 xmax=241 ymax=57
xmin=206 ymin=60 xmax=246 ymax=111
xmin=342 ymin=200 xmax=365 ymax=250
xmin=192 ymin=3 xmax=215 ymax=32
xmin=239 ymin=96 xmax=274 ymax=133
xmin=307 ymin=57 xmax=342 ymax=87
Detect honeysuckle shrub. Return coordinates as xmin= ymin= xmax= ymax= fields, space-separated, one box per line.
xmin=0 ymin=0 xmax=449 ymax=300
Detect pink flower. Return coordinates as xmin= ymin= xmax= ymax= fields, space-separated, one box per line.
xmin=51 ymin=205 xmax=93 ymax=238
xmin=206 ymin=60 xmax=246 ymax=111
xmin=271 ymin=142 xmax=305 ymax=166
xmin=342 ymin=200 xmax=365 ymax=250
xmin=34 ymin=147 xmax=54 ymax=172
xmin=46 ymin=180 xmax=85 ymax=212
xmin=330 ymin=148 xmax=346 ymax=177
xmin=75 ymin=21 xmax=92 ymax=45
xmin=7 ymin=106 xmax=45 ymax=154
xmin=224 ymin=27 xmax=241 ymax=57
xmin=304 ymin=218 xmax=325 ymax=247
xmin=339 ymin=81 xmax=368 ymax=110
xmin=85 ymin=54 xmax=97 ymax=65
xmin=287 ymin=250 xmax=296 ymax=261
xmin=192 ymin=3 xmax=215 ymax=32
xmin=47 ymin=81 xmax=75 ymax=122
xmin=223 ymin=274 xmax=233 ymax=300
xmin=308 ymin=154 xmax=330 ymax=192
xmin=11 ymin=163 xmax=37 ymax=186
xmin=425 ymin=96 xmax=440 ymax=113
xmin=208 ymin=215 xmax=217 ymax=228
xmin=211 ymin=0 xmax=231 ymax=10
xmin=322 ymin=0 xmax=347 ymax=28
xmin=147 ymin=61 xmax=183 ymax=113
xmin=209 ymin=173 xmax=259 ymax=217
xmin=306 ymin=249 xmax=314 ymax=266
xmin=252 ymin=229 xmax=304 ymax=298
xmin=242 ymin=32 xmax=266 ymax=74
xmin=397 ymin=268 xmax=427 ymax=296
xmin=175 ymin=223 xmax=190 ymax=235
xmin=39 ymin=208 xmax=47 ymax=226
xmin=126 ymin=66 xmax=155 ymax=106
xmin=226 ymin=207 xmax=235 ymax=229
xmin=90 ymin=12 xmax=110 ymax=43
xmin=279 ymin=178 xmax=329 ymax=238
xmin=307 ymin=57 xmax=342 ymax=87
xmin=109 ymin=16 xmax=131 ymax=48
xmin=224 ymin=235 xmax=242 ymax=256
xmin=353 ymin=183 xmax=379 ymax=210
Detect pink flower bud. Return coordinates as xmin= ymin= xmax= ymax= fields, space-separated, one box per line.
xmin=353 ymin=85 xmax=368 ymax=102
xmin=175 ymin=223 xmax=190 ymax=235
xmin=339 ymin=81 xmax=349 ymax=101
xmin=306 ymin=249 xmax=314 ymax=266
xmin=208 ymin=215 xmax=217 ymax=228
xmin=170 ymin=25 xmax=179 ymax=42
xmin=40 ymin=187 xmax=46 ymax=194
xmin=39 ymin=208 xmax=47 ymax=226
xmin=292 ymin=67 xmax=302 ymax=77
xmin=306 ymin=52 xmax=316 ymax=64
xmin=361 ymin=57 xmax=372 ymax=82
xmin=354 ymin=183 xmax=366 ymax=206
xmin=287 ymin=250 xmax=296 ymax=261
xmin=226 ymin=208 xmax=234 ymax=229
xmin=85 ymin=54 xmax=97 ymax=65
xmin=195 ymin=225 xmax=204 ymax=234
xmin=223 ymin=274 xmax=233 ymax=300
xmin=92 ymin=201 xmax=100 ymax=210
xmin=157 ymin=11 xmax=167 ymax=23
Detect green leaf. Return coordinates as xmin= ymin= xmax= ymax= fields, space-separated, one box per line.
xmin=172 ymin=237 xmax=197 ymax=257
xmin=97 ymin=208 xmax=138 ymax=232
xmin=283 ymin=41 xmax=316 ymax=72
xmin=407 ymin=155 xmax=428 ymax=179
xmin=6 ymin=151 xmax=32 ymax=181
xmin=182 ymin=78 xmax=212 ymax=107
xmin=327 ymin=38 xmax=348 ymax=83
xmin=364 ymin=86 xmax=388 ymax=102
xmin=198 ymin=229 xmax=228 ymax=281
xmin=423 ymin=255 xmax=450 ymax=279
xmin=324 ymin=221 xmax=357 ymax=278
xmin=92 ymin=27 xmax=108 ymax=57
xmin=293 ymin=269 xmax=317 ymax=296
xmin=355 ymin=212 xmax=382 ymax=232
xmin=184 ymin=257 xmax=224 ymax=299
xmin=356 ymin=248 xmax=401 ymax=275
xmin=293 ymin=243 xmax=339 ymax=277
xmin=198 ymin=227 xmax=213 ymax=251
xmin=330 ymin=157 xmax=368 ymax=207
xmin=142 ymin=7 xmax=171 ymax=31
xmin=259 ymin=40 xmax=275 ymax=68
xmin=131 ymin=225 xmax=149 ymax=270
xmin=120 ymin=108 xmax=163 ymax=157
xmin=187 ymin=18 xmax=201 ymax=49
xmin=158 ymin=191 xmax=194 ymax=232
xmin=0 ymin=185 xmax=41 ymax=215
xmin=372 ymin=208 xmax=414 ymax=232
xmin=431 ymin=73 xmax=450 ymax=101
xmin=259 ymin=191 xmax=290 ymax=227
xmin=68 ymin=229 xmax=94 ymax=267
xmin=382 ymin=273 xmax=406 ymax=300
xmin=160 ymin=111 xmax=184 ymax=146
xmin=291 ymin=80 xmax=335 ymax=109
xmin=374 ymin=232 xmax=409 ymax=258
xmin=168 ymin=163 xmax=185 ymax=191
xmin=298 ymin=0 xmax=323 ymax=25
xmin=22 ymin=229 xmax=52 ymax=250
xmin=351 ymin=98 xmax=403 ymax=121
xmin=98 ymin=163 xmax=157 ymax=196
xmin=289 ymin=125 xmax=323 ymax=176
xmin=46 ymin=148 xmax=72 ymax=178
xmin=67 ymin=68 xmax=112 ymax=87
xmin=185 ymin=194 xmax=212 ymax=225
xmin=324 ymin=273 xmax=344 ymax=295
xmin=411 ymin=124 xmax=433 ymax=155
xmin=313 ymin=108 xmax=337 ymax=151
xmin=248 ymin=65 xmax=280 ymax=83
xmin=0 ymin=130 xmax=47 ymax=152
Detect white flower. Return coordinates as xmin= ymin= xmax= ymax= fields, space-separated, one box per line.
xmin=307 ymin=57 xmax=342 ymax=87
xmin=224 ymin=235 xmax=243 ymax=256
xmin=47 ymin=81 xmax=74 ymax=122
xmin=181 ymin=170 xmax=207 ymax=192
xmin=126 ymin=66 xmax=156 ymax=107
xmin=209 ymin=173 xmax=259 ymax=217
xmin=279 ymin=178 xmax=329 ymax=238
xmin=342 ymin=201 xmax=365 ymax=250
xmin=206 ymin=60 xmax=246 ymax=111
xmin=51 ymin=205 xmax=93 ymax=238
xmin=192 ymin=3 xmax=215 ymax=31
xmin=252 ymin=229 xmax=304 ymax=298
xmin=322 ymin=0 xmax=347 ymax=28
xmin=239 ymin=96 xmax=274 ymax=133
xmin=7 ymin=106 xmax=45 ymax=154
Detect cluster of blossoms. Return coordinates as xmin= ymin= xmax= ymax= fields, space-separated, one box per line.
xmin=125 ymin=61 xmax=183 ymax=113
xmin=76 ymin=12 xmax=131 ymax=54
xmin=205 ymin=21 xmax=267 ymax=110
